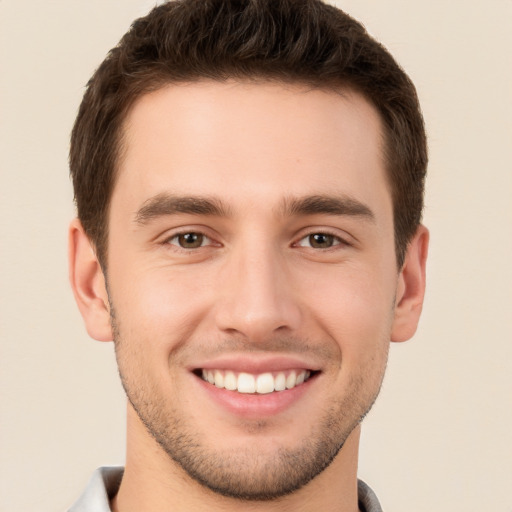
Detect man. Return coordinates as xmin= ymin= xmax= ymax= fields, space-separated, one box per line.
xmin=67 ymin=0 xmax=428 ymax=510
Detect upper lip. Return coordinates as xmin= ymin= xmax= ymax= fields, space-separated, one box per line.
xmin=189 ymin=354 xmax=322 ymax=374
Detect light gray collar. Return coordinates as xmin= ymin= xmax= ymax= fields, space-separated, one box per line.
xmin=69 ymin=467 xmax=383 ymax=512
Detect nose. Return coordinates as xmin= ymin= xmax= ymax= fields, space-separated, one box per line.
xmin=214 ymin=244 xmax=302 ymax=342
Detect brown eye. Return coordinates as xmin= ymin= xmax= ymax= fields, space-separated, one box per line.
xmin=308 ymin=233 xmax=336 ymax=248
xmin=175 ymin=232 xmax=205 ymax=248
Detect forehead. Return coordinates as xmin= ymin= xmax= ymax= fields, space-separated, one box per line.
xmin=113 ymin=80 xmax=390 ymax=218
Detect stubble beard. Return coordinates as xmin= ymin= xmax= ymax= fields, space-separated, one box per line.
xmin=110 ymin=308 xmax=388 ymax=501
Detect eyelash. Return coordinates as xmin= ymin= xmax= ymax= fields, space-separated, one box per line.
xmin=294 ymin=232 xmax=349 ymax=250
xmin=165 ymin=231 xmax=216 ymax=250
xmin=163 ymin=229 xmax=350 ymax=251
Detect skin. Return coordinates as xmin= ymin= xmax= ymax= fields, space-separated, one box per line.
xmin=69 ymin=81 xmax=428 ymax=512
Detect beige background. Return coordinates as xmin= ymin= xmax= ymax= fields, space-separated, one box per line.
xmin=1 ymin=1 xmax=511 ymax=510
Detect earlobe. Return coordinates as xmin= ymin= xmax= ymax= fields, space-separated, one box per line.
xmin=391 ymin=225 xmax=429 ymax=343
xmin=68 ymin=219 xmax=113 ymax=342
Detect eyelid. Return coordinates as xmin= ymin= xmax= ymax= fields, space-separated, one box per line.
xmin=167 ymin=232 xmax=212 ymax=248
xmin=293 ymin=228 xmax=353 ymax=249
xmin=157 ymin=225 xmax=353 ymax=250
xmin=160 ymin=226 xmax=221 ymax=249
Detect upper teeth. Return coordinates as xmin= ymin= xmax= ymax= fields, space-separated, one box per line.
xmin=201 ymin=369 xmax=311 ymax=394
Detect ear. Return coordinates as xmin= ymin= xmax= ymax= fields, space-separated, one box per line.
xmin=391 ymin=225 xmax=429 ymax=343
xmin=68 ymin=218 xmax=113 ymax=342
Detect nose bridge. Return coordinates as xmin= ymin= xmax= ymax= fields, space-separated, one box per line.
xmin=215 ymin=235 xmax=301 ymax=339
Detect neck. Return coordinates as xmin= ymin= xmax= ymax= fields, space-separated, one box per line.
xmin=111 ymin=406 xmax=362 ymax=512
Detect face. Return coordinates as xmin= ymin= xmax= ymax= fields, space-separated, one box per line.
xmin=101 ymin=81 xmax=408 ymax=499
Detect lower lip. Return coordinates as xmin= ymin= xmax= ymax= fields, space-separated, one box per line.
xmin=195 ymin=374 xmax=317 ymax=419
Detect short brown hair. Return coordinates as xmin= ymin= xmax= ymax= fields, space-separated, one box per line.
xmin=70 ymin=0 xmax=427 ymax=268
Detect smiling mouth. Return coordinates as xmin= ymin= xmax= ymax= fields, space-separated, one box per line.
xmin=195 ymin=369 xmax=317 ymax=394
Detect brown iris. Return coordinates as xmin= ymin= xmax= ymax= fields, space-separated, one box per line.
xmin=177 ymin=233 xmax=204 ymax=248
xmin=308 ymin=233 xmax=336 ymax=248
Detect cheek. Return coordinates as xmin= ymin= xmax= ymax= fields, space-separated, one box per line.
xmin=109 ymin=265 xmax=214 ymax=352
xmin=303 ymin=266 xmax=396 ymax=357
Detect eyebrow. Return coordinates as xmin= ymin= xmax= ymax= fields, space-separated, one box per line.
xmin=282 ymin=194 xmax=375 ymax=222
xmin=135 ymin=194 xmax=230 ymax=224
xmin=134 ymin=192 xmax=375 ymax=225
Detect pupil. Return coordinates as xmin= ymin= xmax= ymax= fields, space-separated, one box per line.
xmin=179 ymin=233 xmax=203 ymax=248
xmin=310 ymin=233 xmax=333 ymax=248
